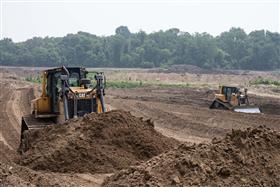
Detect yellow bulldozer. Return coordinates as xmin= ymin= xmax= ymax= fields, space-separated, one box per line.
xmin=209 ymin=85 xmax=261 ymax=113
xmin=19 ymin=66 xmax=107 ymax=152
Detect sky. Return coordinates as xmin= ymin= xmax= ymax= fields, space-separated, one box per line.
xmin=0 ymin=0 xmax=279 ymax=42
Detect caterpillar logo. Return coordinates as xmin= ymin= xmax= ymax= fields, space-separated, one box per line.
xmin=77 ymin=93 xmax=86 ymax=98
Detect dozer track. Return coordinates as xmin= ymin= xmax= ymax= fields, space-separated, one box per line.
xmin=210 ymin=99 xmax=261 ymax=113
xmin=209 ymin=99 xmax=233 ymax=110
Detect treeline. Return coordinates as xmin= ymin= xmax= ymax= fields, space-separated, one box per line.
xmin=0 ymin=26 xmax=279 ymax=70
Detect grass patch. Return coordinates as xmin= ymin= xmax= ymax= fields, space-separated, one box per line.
xmin=155 ymin=82 xmax=191 ymax=88
xmin=249 ymin=77 xmax=280 ymax=87
xmin=106 ymin=81 xmax=144 ymax=89
xmin=106 ymin=80 xmax=192 ymax=89
xmin=24 ymin=72 xmax=194 ymax=89
xmin=25 ymin=75 xmax=42 ymax=83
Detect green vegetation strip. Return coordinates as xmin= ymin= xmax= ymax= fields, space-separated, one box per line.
xmin=24 ymin=76 xmax=193 ymax=89
xmin=25 ymin=75 xmax=41 ymax=83
xmin=250 ymin=77 xmax=280 ymax=87
xmin=106 ymin=81 xmax=192 ymax=89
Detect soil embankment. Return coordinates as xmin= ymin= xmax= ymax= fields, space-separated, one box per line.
xmin=19 ymin=110 xmax=178 ymax=174
xmin=104 ymin=126 xmax=280 ymax=187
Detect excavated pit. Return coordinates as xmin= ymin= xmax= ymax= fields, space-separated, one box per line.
xmin=104 ymin=126 xmax=280 ymax=187
xmin=18 ymin=110 xmax=178 ymax=174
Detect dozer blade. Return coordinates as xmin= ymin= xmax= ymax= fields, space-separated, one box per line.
xmin=18 ymin=114 xmax=55 ymax=153
xmin=233 ymin=106 xmax=261 ymax=114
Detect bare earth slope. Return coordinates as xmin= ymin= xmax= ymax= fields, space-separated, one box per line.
xmin=0 ymin=70 xmax=34 ymax=151
xmin=18 ymin=110 xmax=178 ymax=174
xmin=104 ymin=126 xmax=280 ymax=187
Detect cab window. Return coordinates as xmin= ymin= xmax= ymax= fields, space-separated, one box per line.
xmin=69 ymin=72 xmax=79 ymax=87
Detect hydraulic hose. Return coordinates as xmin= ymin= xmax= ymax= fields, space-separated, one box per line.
xmin=99 ymin=92 xmax=106 ymax=112
xmin=61 ymin=78 xmax=69 ymax=120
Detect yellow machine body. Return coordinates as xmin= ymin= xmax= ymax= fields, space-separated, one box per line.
xmin=210 ymin=85 xmax=261 ymax=113
xmin=19 ymin=67 xmax=107 ymax=153
xmin=30 ymin=67 xmax=105 ymax=118
xmin=213 ymin=86 xmax=239 ymax=107
xmin=32 ymin=71 xmax=51 ymax=115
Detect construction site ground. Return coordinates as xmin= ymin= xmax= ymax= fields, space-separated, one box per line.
xmin=1 ymin=67 xmax=280 ymax=186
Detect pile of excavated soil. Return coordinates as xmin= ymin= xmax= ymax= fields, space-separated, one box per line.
xmin=0 ymin=161 xmax=103 ymax=187
xmin=0 ymin=162 xmax=30 ymax=187
xmin=0 ymin=162 xmax=49 ymax=187
xmin=18 ymin=110 xmax=178 ymax=174
xmin=104 ymin=126 xmax=280 ymax=187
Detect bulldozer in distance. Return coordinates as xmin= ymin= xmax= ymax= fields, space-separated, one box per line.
xmin=209 ymin=85 xmax=261 ymax=113
xmin=18 ymin=66 xmax=107 ymax=153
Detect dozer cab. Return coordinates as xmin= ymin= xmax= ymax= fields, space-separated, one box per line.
xmin=209 ymin=85 xmax=261 ymax=113
xmin=19 ymin=66 xmax=107 ymax=153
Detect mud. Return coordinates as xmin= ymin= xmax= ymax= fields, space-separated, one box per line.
xmin=104 ymin=126 xmax=280 ymax=187
xmin=18 ymin=110 xmax=178 ymax=174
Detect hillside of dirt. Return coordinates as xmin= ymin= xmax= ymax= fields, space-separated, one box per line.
xmin=104 ymin=126 xmax=280 ymax=187
xmin=18 ymin=110 xmax=178 ymax=174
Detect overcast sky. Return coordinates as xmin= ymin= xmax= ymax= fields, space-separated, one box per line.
xmin=0 ymin=0 xmax=279 ymax=42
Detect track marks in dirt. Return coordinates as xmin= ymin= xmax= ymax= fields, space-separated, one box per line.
xmin=107 ymin=88 xmax=280 ymax=143
xmin=0 ymin=82 xmax=34 ymax=151
xmin=0 ymin=83 xmax=20 ymax=150
xmin=134 ymin=102 xmax=227 ymax=142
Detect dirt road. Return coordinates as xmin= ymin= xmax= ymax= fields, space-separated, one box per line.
xmin=0 ymin=70 xmax=34 ymax=151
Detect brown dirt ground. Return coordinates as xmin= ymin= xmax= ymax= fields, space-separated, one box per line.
xmin=106 ymin=87 xmax=280 ymax=143
xmin=1 ymin=161 xmax=111 ymax=187
xmin=103 ymin=126 xmax=280 ymax=187
xmin=0 ymin=69 xmax=35 ymax=151
xmin=18 ymin=110 xmax=178 ymax=174
xmin=0 ymin=68 xmax=110 ymax=186
xmin=1 ymin=67 xmax=280 ymax=186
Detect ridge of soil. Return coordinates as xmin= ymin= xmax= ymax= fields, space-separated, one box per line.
xmin=0 ymin=161 xmax=109 ymax=187
xmin=18 ymin=110 xmax=178 ymax=174
xmin=104 ymin=126 xmax=280 ymax=187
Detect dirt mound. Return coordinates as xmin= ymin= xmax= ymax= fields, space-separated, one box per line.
xmin=18 ymin=110 xmax=178 ymax=174
xmin=0 ymin=161 xmax=56 ymax=187
xmin=104 ymin=126 xmax=280 ymax=187
xmin=0 ymin=161 xmax=104 ymax=187
xmin=0 ymin=162 xmax=28 ymax=187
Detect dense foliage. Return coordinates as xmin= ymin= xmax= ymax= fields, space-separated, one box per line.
xmin=0 ymin=26 xmax=279 ymax=70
